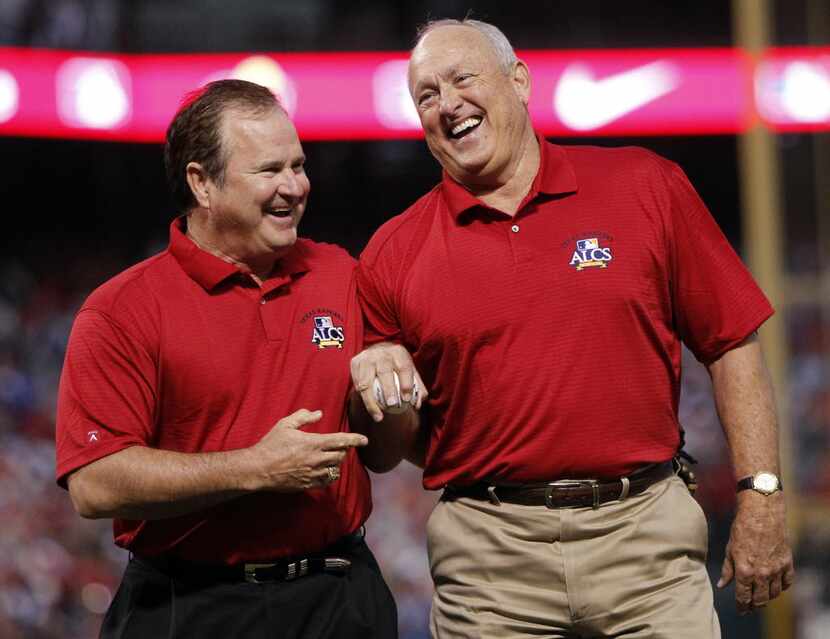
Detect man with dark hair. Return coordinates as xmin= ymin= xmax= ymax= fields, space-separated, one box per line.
xmin=56 ymin=79 xmax=398 ymax=638
xmin=351 ymin=18 xmax=794 ymax=639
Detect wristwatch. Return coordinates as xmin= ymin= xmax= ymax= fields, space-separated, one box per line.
xmin=736 ymin=471 xmax=782 ymax=495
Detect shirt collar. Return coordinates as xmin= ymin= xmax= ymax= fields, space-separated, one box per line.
xmin=168 ymin=217 xmax=311 ymax=292
xmin=441 ymin=134 xmax=579 ymax=220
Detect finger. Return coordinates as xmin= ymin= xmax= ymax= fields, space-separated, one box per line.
xmin=278 ymin=409 xmax=322 ymax=429
xmin=359 ymin=386 xmax=385 ymax=423
xmin=317 ymin=465 xmax=339 ymax=486
xmin=319 ymin=432 xmax=368 ymax=450
xmin=350 ymin=352 xmax=375 ymax=391
xmin=768 ymin=574 xmax=782 ymax=601
xmin=782 ymin=563 xmax=795 ymax=591
xmin=350 ymin=352 xmax=385 ymax=421
xmin=396 ymin=366 xmax=416 ymax=404
xmin=735 ymin=573 xmax=753 ymax=615
xmin=318 ymin=450 xmax=346 ymax=467
xmin=717 ymin=555 xmax=734 ymax=588
xmin=413 ymin=370 xmax=427 ymax=409
xmin=387 ymin=346 xmax=417 ymax=403
xmin=351 ymin=351 xmax=381 ymax=396
xmin=377 ymin=369 xmax=401 ymax=409
xmin=751 ymin=576 xmax=771 ymax=609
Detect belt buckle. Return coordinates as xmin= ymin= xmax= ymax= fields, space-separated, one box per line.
xmin=544 ymin=479 xmax=600 ymax=509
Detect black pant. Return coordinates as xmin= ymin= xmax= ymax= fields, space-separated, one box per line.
xmin=100 ymin=538 xmax=398 ymax=639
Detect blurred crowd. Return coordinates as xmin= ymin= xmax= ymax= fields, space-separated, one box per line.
xmin=0 ymin=255 xmax=827 ymax=639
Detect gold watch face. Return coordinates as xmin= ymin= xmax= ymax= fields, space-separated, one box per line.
xmin=753 ymin=472 xmax=779 ymax=495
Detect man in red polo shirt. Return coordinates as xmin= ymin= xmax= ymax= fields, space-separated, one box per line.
xmin=352 ymin=18 xmax=795 ymax=638
xmin=56 ymin=80 xmax=398 ymax=638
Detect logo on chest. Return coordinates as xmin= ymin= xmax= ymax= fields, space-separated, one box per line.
xmin=300 ymin=307 xmax=346 ymax=349
xmin=312 ymin=316 xmax=345 ymax=349
xmin=569 ymin=237 xmax=613 ymax=271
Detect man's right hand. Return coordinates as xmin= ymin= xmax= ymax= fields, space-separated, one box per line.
xmin=246 ymin=409 xmax=368 ymax=491
xmin=66 ymin=409 xmax=365 ymax=520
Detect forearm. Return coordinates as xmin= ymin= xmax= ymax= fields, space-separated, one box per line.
xmin=708 ymin=335 xmax=781 ymax=479
xmin=349 ymin=391 xmax=424 ymax=472
xmin=67 ymin=444 xmax=256 ymax=520
xmin=708 ymin=336 xmax=794 ymax=607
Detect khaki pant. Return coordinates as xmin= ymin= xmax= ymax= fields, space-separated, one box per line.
xmin=427 ymin=475 xmax=720 ymax=638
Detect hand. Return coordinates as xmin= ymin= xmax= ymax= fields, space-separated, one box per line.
xmin=350 ymin=342 xmax=427 ymax=422
xmin=717 ymin=491 xmax=795 ymax=614
xmin=248 ymin=409 xmax=368 ymax=492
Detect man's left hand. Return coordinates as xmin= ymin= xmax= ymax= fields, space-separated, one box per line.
xmin=718 ymin=491 xmax=795 ymax=614
xmin=350 ymin=342 xmax=426 ymax=422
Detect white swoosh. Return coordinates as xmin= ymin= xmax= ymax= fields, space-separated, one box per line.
xmin=553 ymin=61 xmax=680 ymax=131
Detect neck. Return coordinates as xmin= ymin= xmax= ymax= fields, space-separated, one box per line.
xmin=185 ymin=213 xmax=277 ymax=284
xmin=466 ymin=129 xmax=540 ymax=217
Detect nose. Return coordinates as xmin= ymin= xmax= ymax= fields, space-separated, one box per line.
xmin=277 ymin=170 xmax=306 ymax=201
xmin=438 ymin=86 xmax=462 ymax=118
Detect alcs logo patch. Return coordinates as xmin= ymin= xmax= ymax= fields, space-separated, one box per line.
xmin=311 ymin=316 xmax=345 ymax=349
xmin=569 ymin=237 xmax=613 ymax=271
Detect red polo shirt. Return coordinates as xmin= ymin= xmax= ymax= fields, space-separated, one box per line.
xmin=56 ymin=219 xmax=370 ymax=563
xmin=357 ymin=137 xmax=773 ymax=489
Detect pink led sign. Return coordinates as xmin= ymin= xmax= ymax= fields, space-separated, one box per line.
xmin=0 ymin=46 xmax=826 ymax=141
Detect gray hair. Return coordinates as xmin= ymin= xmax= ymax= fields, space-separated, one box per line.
xmin=413 ymin=18 xmax=518 ymax=74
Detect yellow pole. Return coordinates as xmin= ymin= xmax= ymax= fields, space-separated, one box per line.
xmin=731 ymin=1 xmax=794 ymax=638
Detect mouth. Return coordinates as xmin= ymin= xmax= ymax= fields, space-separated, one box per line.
xmin=265 ymin=207 xmax=293 ymax=219
xmin=448 ymin=116 xmax=482 ymax=140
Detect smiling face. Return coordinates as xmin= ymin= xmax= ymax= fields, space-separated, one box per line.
xmin=205 ymin=107 xmax=309 ymax=265
xmin=408 ymin=25 xmax=533 ymax=188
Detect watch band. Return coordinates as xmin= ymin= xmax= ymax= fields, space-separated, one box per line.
xmin=736 ymin=477 xmax=756 ymax=491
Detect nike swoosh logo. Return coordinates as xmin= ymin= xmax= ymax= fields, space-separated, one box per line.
xmin=553 ymin=61 xmax=680 ymax=130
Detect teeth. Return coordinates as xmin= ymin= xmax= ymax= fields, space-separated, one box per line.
xmin=451 ymin=117 xmax=481 ymax=136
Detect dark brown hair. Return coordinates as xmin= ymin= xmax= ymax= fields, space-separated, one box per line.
xmin=164 ymin=79 xmax=281 ymax=213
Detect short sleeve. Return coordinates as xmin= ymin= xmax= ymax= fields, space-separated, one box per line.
xmin=55 ymin=309 xmax=157 ymax=487
xmin=356 ymin=254 xmax=403 ymax=346
xmin=664 ymin=162 xmax=774 ymax=364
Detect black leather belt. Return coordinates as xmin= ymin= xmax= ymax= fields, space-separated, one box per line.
xmin=134 ymin=531 xmax=361 ymax=584
xmin=444 ymin=461 xmax=675 ymax=509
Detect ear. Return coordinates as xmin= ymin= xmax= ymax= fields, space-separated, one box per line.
xmin=511 ymin=59 xmax=532 ymax=106
xmin=185 ymin=161 xmax=213 ymax=209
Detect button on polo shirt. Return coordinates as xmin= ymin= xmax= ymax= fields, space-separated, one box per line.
xmin=57 ymin=219 xmax=370 ymax=563
xmin=358 ymin=137 xmax=773 ymax=489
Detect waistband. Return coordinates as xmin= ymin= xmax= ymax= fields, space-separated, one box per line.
xmin=443 ymin=461 xmax=675 ymax=509
xmin=134 ymin=529 xmax=364 ymax=584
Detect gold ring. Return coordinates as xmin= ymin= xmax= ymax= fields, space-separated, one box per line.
xmin=326 ymin=466 xmax=340 ymax=482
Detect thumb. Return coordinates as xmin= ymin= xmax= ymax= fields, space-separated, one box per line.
xmin=717 ymin=554 xmax=734 ymax=589
xmin=278 ymin=409 xmax=323 ymax=430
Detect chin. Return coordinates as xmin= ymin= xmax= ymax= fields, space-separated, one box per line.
xmin=264 ymin=231 xmax=297 ymax=252
xmin=445 ymin=148 xmax=492 ymax=173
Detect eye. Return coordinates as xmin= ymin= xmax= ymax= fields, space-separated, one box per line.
xmin=455 ymin=73 xmax=474 ymax=84
xmin=418 ymin=90 xmax=437 ymax=106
